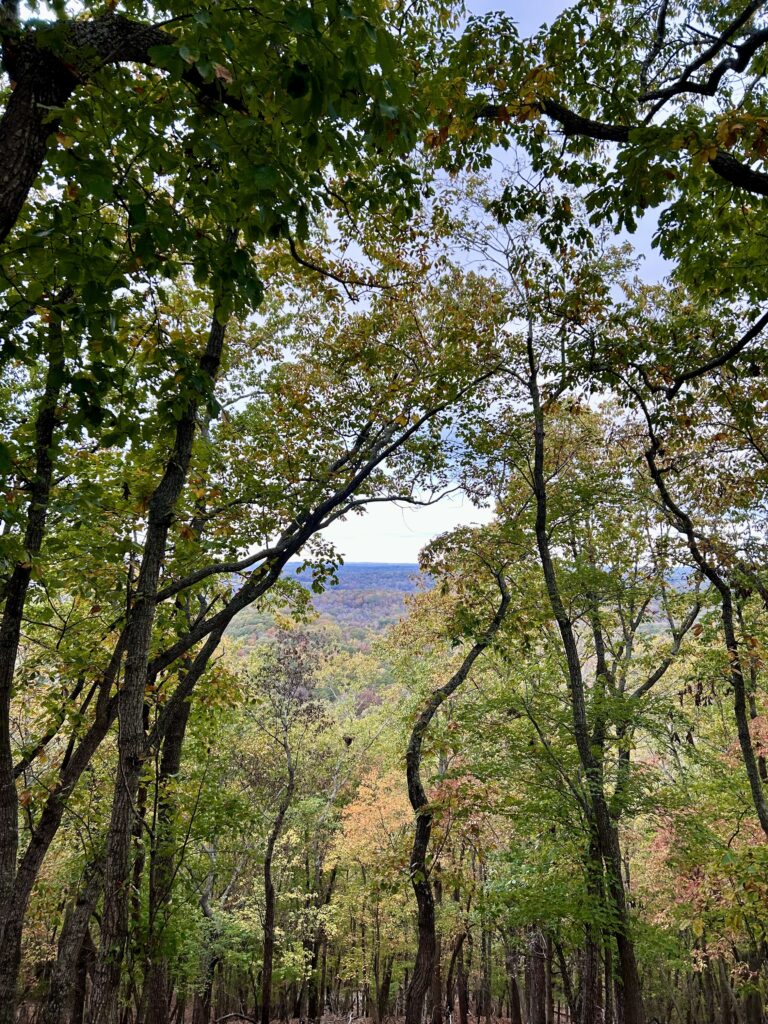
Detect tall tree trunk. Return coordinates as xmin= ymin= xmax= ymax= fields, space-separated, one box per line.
xmin=508 ymin=976 xmax=522 ymax=1024
xmin=73 ymin=928 xmax=97 ymax=1024
xmin=579 ymin=836 xmax=604 ymax=1024
xmin=89 ymin=301 xmax=229 ymax=1024
xmin=584 ymin=939 xmax=604 ymax=1024
xmin=457 ymin=944 xmax=469 ymax=1024
xmin=553 ymin=939 xmax=577 ymax=1024
xmin=604 ymin=944 xmax=613 ymax=1024
xmin=404 ymin=584 xmax=509 ymax=1024
xmin=308 ymin=868 xmax=336 ymax=1024
xmin=144 ymin=698 xmax=192 ymax=1024
xmin=545 ymin=936 xmax=555 ymax=1024
xmin=0 ymin=327 xmax=65 ymax=1024
xmin=717 ymin=957 xmax=738 ymax=1024
xmin=526 ymin=929 xmax=547 ymax=1024
xmin=131 ymin=708 xmax=151 ymax=1024
xmin=481 ymin=924 xmax=492 ymax=1024
xmin=527 ymin=341 xmax=645 ymax=1024
xmin=193 ymin=951 xmax=219 ymax=1024
xmin=503 ymin=939 xmax=523 ymax=1024
xmin=431 ymin=870 xmax=443 ymax=1024
xmin=377 ymin=956 xmax=393 ymax=1023
xmin=446 ymin=932 xmax=467 ymax=1016
xmin=308 ymin=935 xmax=324 ymax=1024
xmin=261 ymin=760 xmax=295 ymax=1024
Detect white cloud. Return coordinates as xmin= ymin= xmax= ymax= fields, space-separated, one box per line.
xmin=321 ymin=495 xmax=496 ymax=564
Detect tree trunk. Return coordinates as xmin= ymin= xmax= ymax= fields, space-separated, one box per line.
xmin=526 ymin=929 xmax=547 ymax=1024
xmin=457 ymin=944 xmax=469 ymax=1024
xmin=0 ymin=330 xmax=65 ymax=1024
xmin=73 ymin=928 xmax=97 ymax=1024
xmin=553 ymin=939 xmax=577 ymax=1024
xmin=447 ymin=932 xmax=467 ymax=1016
xmin=404 ymin=585 xmax=509 ymax=1024
xmin=377 ymin=956 xmax=393 ymax=1023
xmin=481 ymin=925 xmax=492 ymax=1024
xmin=604 ymin=944 xmax=613 ymax=1024
xmin=503 ymin=943 xmax=522 ymax=1024
xmin=144 ymin=697 xmax=192 ymax=1024
xmin=509 ymin=976 xmax=523 ymax=1024
xmin=528 ymin=354 xmax=645 ymax=1024
xmin=41 ymin=862 xmax=103 ymax=1024
xmin=579 ymin=836 xmax=603 ymax=1024
xmin=644 ymin=431 xmax=768 ymax=839
xmin=261 ymin=760 xmax=295 ymax=1024
xmin=717 ymin=957 xmax=738 ymax=1024
xmin=431 ymin=871 xmax=443 ymax=1024
xmin=89 ymin=305 xmax=229 ymax=1024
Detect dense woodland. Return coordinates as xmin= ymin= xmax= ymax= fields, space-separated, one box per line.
xmin=3 ymin=1 xmax=768 ymax=1023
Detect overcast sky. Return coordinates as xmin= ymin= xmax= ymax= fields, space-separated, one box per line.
xmin=325 ymin=0 xmax=668 ymax=563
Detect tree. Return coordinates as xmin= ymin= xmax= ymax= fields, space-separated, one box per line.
xmin=0 ymin=246 xmax=507 ymax=1024
xmin=402 ymin=531 xmax=510 ymax=1024
xmin=438 ymin=1 xmax=768 ymax=298
xmin=0 ymin=0 xmax=436 ymax=247
xmin=1 ymin=3 xmax=468 ymax=1014
xmin=240 ymin=629 xmax=330 ymax=1024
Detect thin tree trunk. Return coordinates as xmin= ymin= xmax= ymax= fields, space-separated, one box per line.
xmin=553 ymin=938 xmax=577 ymax=1024
xmin=432 ymin=869 xmax=443 ymax=1024
xmin=446 ymin=932 xmax=467 ymax=1015
xmin=404 ymin=582 xmax=509 ymax=1024
xmin=481 ymin=924 xmax=491 ymax=1024
xmin=604 ymin=944 xmax=613 ymax=1024
xmin=527 ymin=338 xmax=645 ymax=1024
xmin=144 ymin=697 xmax=192 ymax=1024
xmin=643 ymin=418 xmax=768 ymax=838
xmin=457 ymin=945 xmax=469 ymax=1024
xmin=261 ymin=760 xmax=295 ymax=1024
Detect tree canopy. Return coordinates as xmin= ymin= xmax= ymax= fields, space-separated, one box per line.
xmin=3 ymin=3 xmax=768 ymax=1024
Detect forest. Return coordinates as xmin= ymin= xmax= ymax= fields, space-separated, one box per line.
xmin=2 ymin=1 xmax=768 ymax=1023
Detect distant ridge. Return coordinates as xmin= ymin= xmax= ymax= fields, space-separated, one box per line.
xmin=228 ymin=563 xmax=429 ymax=647
xmin=284 ymin=561 xmax=425 ymax=594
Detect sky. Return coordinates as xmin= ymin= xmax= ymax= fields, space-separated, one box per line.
xmin=324 ymin=0 xmax=669 ymax=563
xmin=322 ymin=493 xmax=496 ymax=564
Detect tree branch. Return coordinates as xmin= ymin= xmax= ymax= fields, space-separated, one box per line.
xmin=479 ymin=97 xmax=768 ymax=198
xmin=639 ymin=2 xmax=767 ymax=102
xmin=0 ymin=13 xmax=245 ymax=244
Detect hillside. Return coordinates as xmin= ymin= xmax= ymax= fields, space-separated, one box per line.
xmin=226 ymin=562 xmax=429 ymax=648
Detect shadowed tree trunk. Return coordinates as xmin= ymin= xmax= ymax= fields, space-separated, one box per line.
xmin=527 ymin=336 xmax=645 ymax=1024
xmin=41 ymin=861 xmax=103 ymax=1024
xmin=553 ymin=938 xmax=577 ymax=1024
xmin=0 ymin=327 xmax=65 ymax=1024
xmin=526 ymin=929 xmax=546 ymax=1024
xmin=446 ymin=931 xmax=467 ymax=1018
xmin=261 ymin=759 xmax=295 ymax=1024
xmin=144 ymin=697 xmax=193 ymax=1024
xmin=308 ymin=868 xmax=336 ymax=1024
xmin=404 ymin=578 xmax=510 ymax=1024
